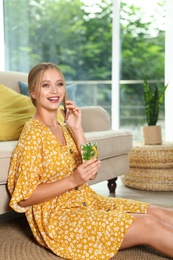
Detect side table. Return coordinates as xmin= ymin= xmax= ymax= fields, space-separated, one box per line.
xmin=121 ymin=142 xmax=173 ymax=191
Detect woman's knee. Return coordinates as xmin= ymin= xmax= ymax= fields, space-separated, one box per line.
xmin=143 ymin=214 xmax=161 ymax=231
xmin=120 ymin=214 xmax=160 ymax=249
xmin=134 ymin=214 xmax=162 ymax=237
xmin=134 ymin=214 xmax=160 ymax=233
xmin=147 ymin=204 xmax=161 ymax=215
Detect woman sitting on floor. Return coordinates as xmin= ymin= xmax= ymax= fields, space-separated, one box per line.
xmin=8 ymin=62 xmax=173 ymax=260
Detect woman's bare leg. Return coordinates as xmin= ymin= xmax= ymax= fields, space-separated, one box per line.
xmin=120 ymin=213 xmax=173 ymax=258
xmin=147 ymin=205 xmax=173 ymax=226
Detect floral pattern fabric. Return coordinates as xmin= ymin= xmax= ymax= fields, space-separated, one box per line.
xmin=8 ymin=119 xmax=149 ymax=260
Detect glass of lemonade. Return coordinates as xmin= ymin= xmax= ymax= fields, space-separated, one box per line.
xmin=81 ymin=142 xmax=98 ymax=162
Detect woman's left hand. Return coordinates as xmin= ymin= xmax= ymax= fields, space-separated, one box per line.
xmin=61 ymin=99 xmax=82 ymax=129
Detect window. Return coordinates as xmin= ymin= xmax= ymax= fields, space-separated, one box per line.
xmin=119 ymin=0 xmax=166 ymax=140
xmin=2 ymin=0 xmax=167 ymax=140
xmin=3 ymin=0 xmax=112 ymax=114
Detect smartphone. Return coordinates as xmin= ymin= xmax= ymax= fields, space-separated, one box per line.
xmin=63 ymin=94 xmax=69 ymax=120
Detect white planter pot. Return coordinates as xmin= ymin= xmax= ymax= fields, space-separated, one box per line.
xmin=142 ymin=125 xmax=162 ymax=145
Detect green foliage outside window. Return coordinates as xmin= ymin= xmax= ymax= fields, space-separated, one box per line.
xmin=3 ymin=0 xmax=166 ymax=137
xmin=4 ymin=0 xmax=165 ymax=81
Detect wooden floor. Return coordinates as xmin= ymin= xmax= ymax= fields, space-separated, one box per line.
xmin=91 ymin=178 xmax=173 ymax=208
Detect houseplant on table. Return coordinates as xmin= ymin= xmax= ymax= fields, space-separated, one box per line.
xmin=142 ymin=77 xmax=168 ymax=145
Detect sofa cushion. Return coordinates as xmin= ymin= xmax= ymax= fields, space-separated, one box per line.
xmin=0 ymin=84 xmax=36 ymax=141
xmin=0 ymin=71 xmax=28 ymax=93
xmin=81 ymin=106 xmax=110 ymax=132
xmin=0 ymin=84 xmax=65 ymax=141
xmin=0 ymin=141 xmax=17 ymax=183
xmin=18 ymin=81 xmax=29 ymax=96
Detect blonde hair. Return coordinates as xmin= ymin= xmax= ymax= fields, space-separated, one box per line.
xmin=28 ymin=62 xmax=65 ymax=106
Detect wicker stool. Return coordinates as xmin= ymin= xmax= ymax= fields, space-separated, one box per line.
xmin=121 ymin=142 xmax=173 ymax=191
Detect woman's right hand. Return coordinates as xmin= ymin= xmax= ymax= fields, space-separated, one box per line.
xmin=70 ymin=158 xmax=101 ymax=187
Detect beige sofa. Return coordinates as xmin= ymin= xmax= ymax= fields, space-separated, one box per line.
xmin=0 ymin=71 xmax=133 ymax=216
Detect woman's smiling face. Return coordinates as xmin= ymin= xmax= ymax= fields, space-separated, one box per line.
xmin=31 ymin=68 xmax=66 ymax=111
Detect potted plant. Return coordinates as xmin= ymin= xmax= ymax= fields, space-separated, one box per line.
xmin=142 ymin=77 xmax=168 ymax=145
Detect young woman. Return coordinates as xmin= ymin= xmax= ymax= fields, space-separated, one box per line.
xmin=8 ymin=62 xmax=173 ymax=260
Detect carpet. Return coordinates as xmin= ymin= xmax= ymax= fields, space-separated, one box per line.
xmin=0 ymin=216 xmax=171 ymax=260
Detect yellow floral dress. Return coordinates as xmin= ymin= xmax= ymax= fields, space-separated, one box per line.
xmin=8 ymin=119 xmax=149 ymax=260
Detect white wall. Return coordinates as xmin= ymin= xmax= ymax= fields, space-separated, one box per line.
xmin=111 ymin=0 xmax=120 ymax=130
xmin=165 ymin=0 xmax=173 ymax=141
xmin=0 ymin=0 xmax=5 ymax=70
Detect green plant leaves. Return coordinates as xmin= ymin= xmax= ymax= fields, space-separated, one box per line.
xmin=81 ymin=142 xmax=98 ymax=161
xmin=143 ymin=77 xmax=168 ymax=126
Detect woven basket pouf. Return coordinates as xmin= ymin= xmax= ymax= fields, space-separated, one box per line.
xmin=121 ymin=168 xmax=173 ymax=191
xmin=130 ymin=142 xmax=173 ymax=169
xmin=121 ymin=142 xmax=173 ymax=191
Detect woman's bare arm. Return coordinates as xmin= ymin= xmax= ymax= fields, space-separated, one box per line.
xmin=18 ymin=158 xmax=101 ymax=208
xmin=18 ymin=175 xmax=76 ymax=207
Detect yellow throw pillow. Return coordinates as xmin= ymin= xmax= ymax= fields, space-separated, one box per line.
xmin=0 ymin=84 xmax=64 ymax=141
